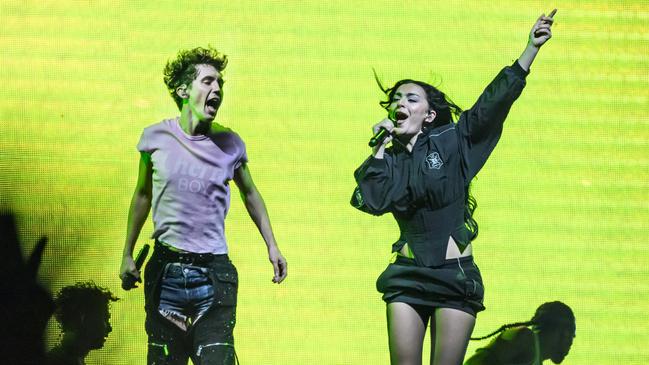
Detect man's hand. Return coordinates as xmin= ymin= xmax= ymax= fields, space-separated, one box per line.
xmin=268 ymin=245 xmax=287 ymax=284
xmin=119 ymin=255 xmax=141 ymax=290
xmin=528 ymin=9 xmax=556 ymax=48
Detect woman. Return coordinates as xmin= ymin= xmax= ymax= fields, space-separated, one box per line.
xmin=464 ymin=301 xmax=576 ymax=365
xmin=350 ymin=10 xmax=557 ymax=365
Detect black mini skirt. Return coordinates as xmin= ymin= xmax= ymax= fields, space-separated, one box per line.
xmin=376 ymin=255 xmax=485 ymax=317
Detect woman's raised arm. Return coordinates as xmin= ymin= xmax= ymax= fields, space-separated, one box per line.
xmin=518 ymin=9 xmax=557 ymax=71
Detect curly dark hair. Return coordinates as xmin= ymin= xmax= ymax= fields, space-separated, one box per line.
xmin=53 ymin=281 xmax=119 ymax=332
xmin=163 ymin=46 xmax=228 ymax=110
xmin=471 ymin=301 xmax=575 ymax=341
xmin=375 ymin=75 xmax=478 ymax=240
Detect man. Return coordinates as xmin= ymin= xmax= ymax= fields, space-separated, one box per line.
xmin=119 ymin=46 xmax=287 ymax=365
xmin=47 ymin=281 xmax=118 ymax=365
xmin=464 ymin=301 xmax=576 ymax=365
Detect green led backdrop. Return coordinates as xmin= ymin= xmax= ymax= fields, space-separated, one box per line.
xmin=1 ymin=0 xmax=648 ymax=364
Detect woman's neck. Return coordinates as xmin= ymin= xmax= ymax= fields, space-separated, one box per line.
xmin=397 ymin=131 xmax=422 ymax=152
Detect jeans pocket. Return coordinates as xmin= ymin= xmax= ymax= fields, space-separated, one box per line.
xmin=213 ymin=271 xmax=238 ymax=306
xmin=162 ymin=263 xmax=185 ymax=279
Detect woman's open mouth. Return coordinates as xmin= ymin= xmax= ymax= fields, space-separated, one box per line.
xmin=395 ymin=111 xmax=408 ymax=121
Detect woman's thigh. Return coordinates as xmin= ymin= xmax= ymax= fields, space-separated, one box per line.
xmin=430 ymin=307 xmax=476 ymax=365
xmin=387 ymin=302 xmax=428 ymax=365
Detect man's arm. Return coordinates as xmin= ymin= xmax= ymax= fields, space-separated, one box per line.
xmin=233 ymin=162 xmax=287 ymax=284
xmin=119 ymin=152 xmax=152 ymax=288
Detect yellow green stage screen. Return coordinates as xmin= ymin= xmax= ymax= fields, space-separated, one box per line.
xmin=1 ymin=1 xmax=648 ymax=364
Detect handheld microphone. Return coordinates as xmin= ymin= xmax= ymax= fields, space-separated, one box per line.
xmin=121 ymin=243 xmax=150 ymax=290
xmin=368 ymin=109 xmax=406 ymax=147
xmin=369 ymin=127 xmax=391 ymax=147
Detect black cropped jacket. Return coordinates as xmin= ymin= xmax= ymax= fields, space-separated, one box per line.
xmin=351 ymin=61 xmax=528 ymax=267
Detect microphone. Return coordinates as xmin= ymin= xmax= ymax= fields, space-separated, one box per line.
xmin=368 ymin=109 xmax=406 ymax=147
xmin=369 ymin=127 xmax=391 ymax=147
xmin=121 ymin=243 xmax=150 ymax=290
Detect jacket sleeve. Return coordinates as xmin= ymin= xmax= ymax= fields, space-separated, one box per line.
xmin=351 ymin=155 xmax=398 ymax=216
xmin=457 ymin=61 xmax=528 ymax=181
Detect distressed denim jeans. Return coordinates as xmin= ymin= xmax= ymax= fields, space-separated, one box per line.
xmin=159 ymin=263 xmax=215 ymax=332
xmin=144 ymin=245 xmax=238 ymax=365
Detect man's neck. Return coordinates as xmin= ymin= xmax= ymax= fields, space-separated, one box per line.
xmin=58 ymin=333 xmax=89 ymax=363
xmin=179 ymin=107 xmax=213 ymax=136
xmin=537 ymin=330 xmax=556 ymax=362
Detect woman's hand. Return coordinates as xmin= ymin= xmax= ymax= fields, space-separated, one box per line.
xmin=528 ymin=9 xmax=556 ymax=48
xmin=371 ymin=118 xmax=395 ymax=158
xmin=518 ymin=9 xmax=557 ymax=71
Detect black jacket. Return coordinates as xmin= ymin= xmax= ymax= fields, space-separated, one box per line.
xmin=351 ymin=61 xmax=528 ymax=267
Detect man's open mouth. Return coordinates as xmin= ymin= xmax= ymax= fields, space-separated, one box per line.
xmin=205 ymin=97 xmax=221 ymax=112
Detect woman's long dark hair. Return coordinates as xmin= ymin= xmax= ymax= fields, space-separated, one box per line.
xmin=376 ymin=77 xmax=463 ymax=127
xmin=375 ymin=74 xmax=478 ymax=240
xmin=470 ymin=301 xmax=576 ymax=341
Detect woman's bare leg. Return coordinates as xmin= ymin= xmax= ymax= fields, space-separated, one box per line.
xmin=387 ymin=302 xmax=428 ymax=365
xmin=429 ymin=308 xmax=475 ymax=365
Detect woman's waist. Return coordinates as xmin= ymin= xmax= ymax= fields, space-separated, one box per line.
xmin=396 ymin=225 xmax=473 ymax=246
xmin=393 ymin=250 xmax=475 ymax=267
xmin=397 ymin=237 xmax=472 ymax=260
xmin=394 ymin=203 xmax=466 ymax=233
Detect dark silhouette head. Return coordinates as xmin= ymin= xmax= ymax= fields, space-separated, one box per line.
xmin=53 ymin=281 xmax=119 ymax=351
xmin=531 ymin=301 xmax=575 ymax=363
xmin=470 ymin=301 xmax=575 ymax=364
